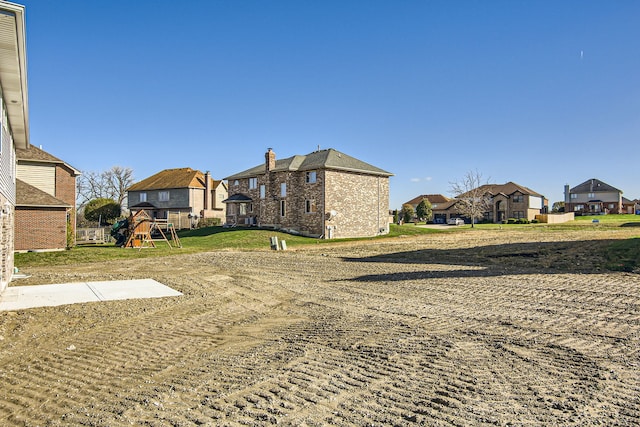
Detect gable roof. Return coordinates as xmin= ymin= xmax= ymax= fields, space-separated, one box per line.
xmin=460 ymin=181 xmax=543 ymax=199
xmin=570 ymin=178 xmax=622 ymax=194
xmin=225 ymin=148 xmax=392 ymax=180
xmin=405 ymin=194 xmax=452 ymax=206
xmin=128 ymin=168 xmax=218 ymax=191
xmin=16 ymin=144 xmax=81 ymax=175
xmin=16 ymin=179 xmax=70 ymax=208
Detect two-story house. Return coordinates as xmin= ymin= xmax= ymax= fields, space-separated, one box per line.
xmin=15 ymin=145 xmax=80 ymax=251
xmin=224 ymin=148 xmax=392 ymax=239
xmin=0 ymin=2 xmax=28 ymax=292
xmin=432 ymin=181 xmax=546 ymax=223
xmin=564 ymin=179 xmax=625 ymax=215
xmin=127 ymin=168 xmax=227 ymax=229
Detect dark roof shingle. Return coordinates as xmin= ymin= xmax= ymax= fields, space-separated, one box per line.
xmin=128 ymin=168 xmax=217 ymax=191
xmin=570 ymin=178 xmax=622 ymax=194
xmin=16 ymin=179 xmax=70 ymax=208
xmin=225 ymin=148 xmax=392 ymax=180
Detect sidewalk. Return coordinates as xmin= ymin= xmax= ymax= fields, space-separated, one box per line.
xmin=0 ymin=279 xmax=182 ymax=311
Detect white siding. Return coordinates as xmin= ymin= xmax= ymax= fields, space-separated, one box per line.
xmin=0 ymin=124 xmax=15 ymax=204
xmin=529 ymin=196 xmax=542 ymax=209
xmin=17 ymin=163 xmax=55 ymax=195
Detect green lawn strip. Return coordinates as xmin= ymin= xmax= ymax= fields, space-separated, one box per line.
xmin=603 ymin=238 xmax=640 ymax=272
xmin=15 ymin=225 xmax=442 ymax=268
xmin=15 ymin=219 xmax=640 ymax=271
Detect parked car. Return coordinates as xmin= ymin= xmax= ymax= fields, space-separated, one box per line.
xmin=448 ymin=217 xmax=465 ymax=225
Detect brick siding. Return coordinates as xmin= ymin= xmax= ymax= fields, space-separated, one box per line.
xmin=1 ymin=193 xmax=14 ymax=291
xmin=226 ymin=168 xmax=390 ymax=238
xmin=15 ymin=207 xmax=67 ymax=251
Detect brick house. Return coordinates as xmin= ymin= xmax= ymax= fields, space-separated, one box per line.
xmin=127 ymin=168 xmax=227 ymax=229
xmin=0 ymin=2 xmax=28 ymax=292
xmin=403 ymin=194 xmax=453 ymax=222
xmin=15 ymin=145 xmax=80 ymax=251
xmin=564 ymin=179 xmax=627 ymax=215
xmin=433 ymin=181 xmax=547 ymax=223
xmin=224 ymin=148 xmax=392 ymax=239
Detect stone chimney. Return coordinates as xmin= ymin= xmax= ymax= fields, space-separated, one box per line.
xmin=564 ymin=184 xmax=570 ymax=204
xmin=265 ymin=148 xmax=276 ymax=172
xmin=204 ymin=171 xmax=210 ymax=210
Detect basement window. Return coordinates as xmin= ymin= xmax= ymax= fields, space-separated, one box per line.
xmin=305 ymin=199 xmax=317 ymax=213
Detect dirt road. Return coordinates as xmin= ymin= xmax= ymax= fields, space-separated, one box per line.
xmin=1 ymin=228 xmax=638 ymax=426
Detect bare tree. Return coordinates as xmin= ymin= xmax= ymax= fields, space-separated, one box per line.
xmin=104 ymin=166 xmax=134 ymax=207
xmin=449 ymin=170 xmax=492 ymax=228
xmin=77 ymin=166 xmax=134 ymax=209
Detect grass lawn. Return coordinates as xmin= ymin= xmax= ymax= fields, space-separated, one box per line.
xmin=14 ymin=216 xmax=640 ymax=272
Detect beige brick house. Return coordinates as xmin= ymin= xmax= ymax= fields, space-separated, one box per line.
xmin=431 ymin=181 xmax=547 ymax=223
xmin=127 ymin=168 xmax=227 ymax=229
xmin=0 ymin=2 xmax=29 ymax=291
xmin=224 ymin=148 xmax=392 ymax=239
xmin=15 ymin=145 xmax=80 ymax=251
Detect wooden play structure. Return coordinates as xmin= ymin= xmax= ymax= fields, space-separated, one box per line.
xmin=117 ymin=210 xmax=182 ymax=249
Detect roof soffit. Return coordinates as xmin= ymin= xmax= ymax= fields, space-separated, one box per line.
xmin=0 ymin=4 xmax=28 ymax=149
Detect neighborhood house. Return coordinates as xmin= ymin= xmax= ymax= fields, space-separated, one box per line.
xmin=127 ymin=168 xmax=227 ymax=229
xmin=15 ymin=145 xmax=80 ymax=251
xmin=224 ymin=148 xmax=392 ymax=239
xmin=412 ymin=182 xmax=547 ymax=224
xmin=564 ymin=178 xmax=633 ymax=215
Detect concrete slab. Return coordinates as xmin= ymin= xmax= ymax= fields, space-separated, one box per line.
xmin=0 ymin=279 xmax=182 ymax=311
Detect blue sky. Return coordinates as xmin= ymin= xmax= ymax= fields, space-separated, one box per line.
xmin=19 ymin=0 xmax=640 ymax=208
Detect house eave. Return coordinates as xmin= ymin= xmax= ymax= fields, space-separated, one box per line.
xmin=0 ymin=3 xmax=29 ymax=149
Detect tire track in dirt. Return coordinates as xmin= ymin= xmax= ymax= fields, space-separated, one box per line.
xmin=1 ymin=229 xmax=639 ymax=425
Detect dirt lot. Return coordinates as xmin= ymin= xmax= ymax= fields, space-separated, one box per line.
xmin=1 ymin=227 xmax=639 ymax=426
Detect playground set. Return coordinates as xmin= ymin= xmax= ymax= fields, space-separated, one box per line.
xmin=111 ymin=210 xmax=181 ymax=249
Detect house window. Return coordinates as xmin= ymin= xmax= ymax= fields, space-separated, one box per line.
xmin=574 ymin=204 xmax=584 ymax=211
xmin=588 ymin=193 xmax=596 ymax=198
xmin=159 ymin=191 xmax=170 ymax=201
xmin=513 ymin=194 xmax=523 ymax=203
xmin=139 ymin=192 xmax=147 ymax=202
xmin=280 ymin=183 xmax=287 ymax=197
xmin=306 ymin=171 xmax=316 ymax=184
xmin=608 ymin=203 xmax=615 ymax=209
xmin=249 ymin=177 xmax=257 ymax=189
xmin=239 ymin=203 xmax=247 ymax=215
xmin=513 ymin=211 xmax=524 ymax=218
xmin=233 ymin=180 xmax=239 ymax=187
xmin=305 ymin=199 xmax=317 ymax=213
xmin=570 ymin=194 xmax=578 ymax=199
xmin=280 ymin=200 xmax=286 ymax=216
xmin=260 ymin=184 xmax=265 ymax=199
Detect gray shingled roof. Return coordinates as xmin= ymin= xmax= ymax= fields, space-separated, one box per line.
xmin=570 ymin=178 xmax=622 ymax=194
xmin=225 ymin=148 xmax=392 ymax=180
xmin=16 ymin=179 xmax=70 ymax=208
